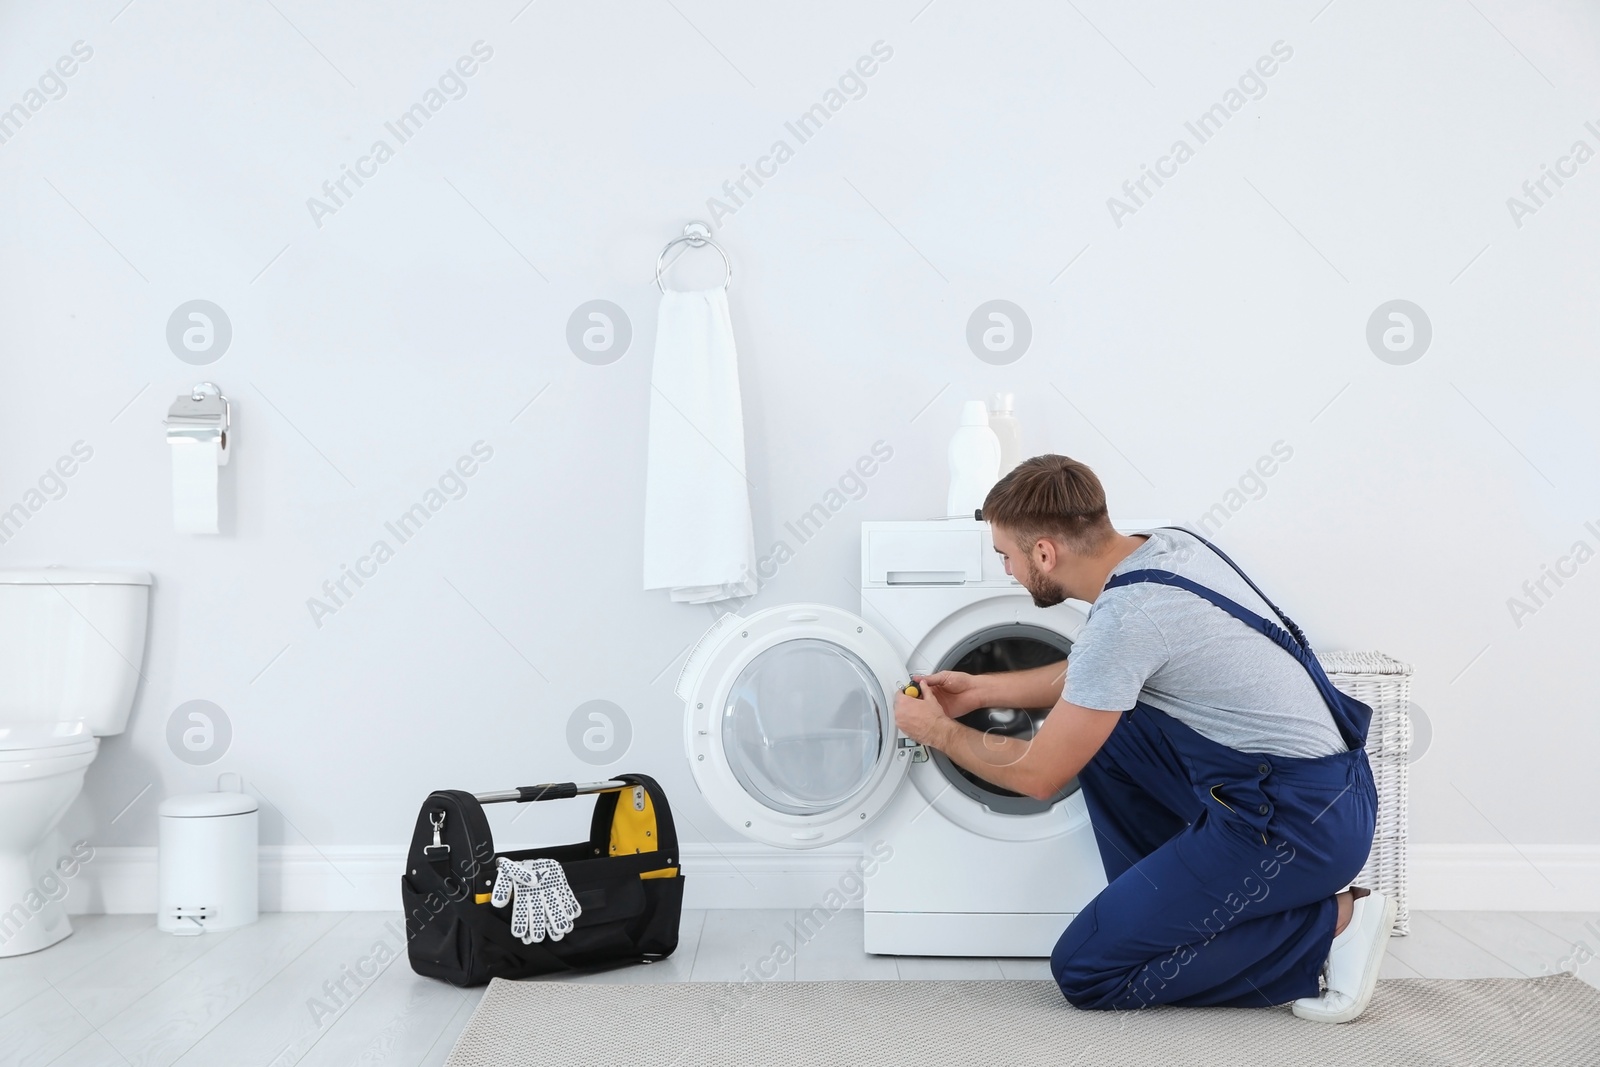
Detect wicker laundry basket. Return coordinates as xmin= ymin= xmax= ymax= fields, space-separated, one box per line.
xmin=1317 ymin=650 xmax=1413 ymax=935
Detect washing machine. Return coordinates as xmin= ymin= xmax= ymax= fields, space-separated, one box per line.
xmin=677 ymin=517 xmax=1164 ymax=957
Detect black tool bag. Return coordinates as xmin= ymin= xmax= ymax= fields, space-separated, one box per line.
xmin=401 ymin=773 xmax=683 ymax=987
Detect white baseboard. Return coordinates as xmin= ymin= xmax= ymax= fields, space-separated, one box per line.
xmin=62 ymin=842 xmax=1600 ymax=915
xmin=1410 ymin=845 xmax=1600 ymax=911
xmin=64 ymin=842 xmax=876 ymax=915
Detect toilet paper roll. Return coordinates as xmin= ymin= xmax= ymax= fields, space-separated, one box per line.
xmin=170 ymin=437 xmax=220 ymax=534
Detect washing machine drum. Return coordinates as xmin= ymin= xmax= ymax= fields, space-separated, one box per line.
xmin=929 ymin=623 xmax=1080 ymax=816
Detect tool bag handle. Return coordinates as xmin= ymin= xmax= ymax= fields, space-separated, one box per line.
xmin=474 ymin=780 xmax=628 ymax=804
xmin=469 ymin=774 xmax=678 ymax=870
xmin=472 ymin=775 xmax=679 ymax=867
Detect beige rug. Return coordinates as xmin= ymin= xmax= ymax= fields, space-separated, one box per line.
xmin=445 ymin=975 xmax=1600 ymax=1066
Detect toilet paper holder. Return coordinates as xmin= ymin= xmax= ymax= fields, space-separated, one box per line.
xmin=165 ymin=382 xmax=231 ymax=464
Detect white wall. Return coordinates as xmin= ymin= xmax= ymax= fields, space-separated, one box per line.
xmin=3 ymin=1 xmax=1598 ymax=908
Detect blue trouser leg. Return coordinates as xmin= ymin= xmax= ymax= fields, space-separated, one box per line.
xmin=1054 ymin=707 xmax=1374 ymax=1009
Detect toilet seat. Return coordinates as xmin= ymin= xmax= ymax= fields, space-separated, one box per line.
xmin=0 ymin=742 xmax=98 ymax=786
xmin=0 ymin=722 xmax=98 ymax=777
xmin=0 ymin=737 xmax=98 ymax=759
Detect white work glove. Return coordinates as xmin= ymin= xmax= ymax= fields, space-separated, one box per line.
xmin=491 ymin=857 xmax=582 ymax=944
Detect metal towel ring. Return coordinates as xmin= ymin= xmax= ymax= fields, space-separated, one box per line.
xmin=655 ymin=221 xmax=732 ymax=292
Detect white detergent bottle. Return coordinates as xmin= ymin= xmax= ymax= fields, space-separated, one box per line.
xmin=947 ymin=400 xmax=1002 ymax=518
xmin=989 ymin=392 xmax=1022 ymax=478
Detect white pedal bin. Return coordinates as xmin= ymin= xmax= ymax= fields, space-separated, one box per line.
xmin=157 ymin=791 xmax=259 ymax=934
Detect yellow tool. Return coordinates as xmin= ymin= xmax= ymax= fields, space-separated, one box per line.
xmin=902 ymin=683 xmax=920 ymax=698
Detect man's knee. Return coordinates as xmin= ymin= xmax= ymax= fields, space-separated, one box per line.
xmin=1051 ymin=908 xmax=1112 ymax=1009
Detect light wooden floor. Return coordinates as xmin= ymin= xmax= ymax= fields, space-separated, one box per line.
xmin=3 ymin=909 xmax=1597 ymax=1066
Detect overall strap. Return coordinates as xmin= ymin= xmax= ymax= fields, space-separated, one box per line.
xmin=1105 ymin=569 xmax=1307 ymax=661
xmin=1104 ymin=567 xmax=1360 ymax=746
xmin=1158 ymin=527 xmax=1311 ymax=651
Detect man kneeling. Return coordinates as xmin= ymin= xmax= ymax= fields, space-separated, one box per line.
xmin=894 ymin=455 xmax=1393 ymax=1022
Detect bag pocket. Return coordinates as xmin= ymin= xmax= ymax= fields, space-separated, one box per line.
xmin=553 ymin=872 xmax=648 ymax=964
xmin=401 ymin=875 xmax=474 ymax=984
xmin=634 ymin=875 xmax=685 ymax=957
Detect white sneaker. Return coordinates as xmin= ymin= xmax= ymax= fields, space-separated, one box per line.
xmin=1292 ymin=889 xmax=1396 ymax=1024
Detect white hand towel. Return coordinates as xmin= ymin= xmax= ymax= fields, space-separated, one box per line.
xmin=643 ymin=287 xmax=757 ymax=604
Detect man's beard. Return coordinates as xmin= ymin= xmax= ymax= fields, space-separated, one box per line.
xmin=1021 ymin=558 xmax=1068 ymax=608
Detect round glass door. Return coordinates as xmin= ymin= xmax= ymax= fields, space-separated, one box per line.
xmin=722 ymin=638 xmax=889 ymax=816
xmin=680 ymin=603 xmax=911 ymax=849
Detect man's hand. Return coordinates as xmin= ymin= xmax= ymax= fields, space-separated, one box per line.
xmin=894 ymin=687 xmax=956 ymax=748
xmin=913 ymin=671 xmax=988 ymax=718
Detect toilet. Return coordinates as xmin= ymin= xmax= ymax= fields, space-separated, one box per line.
xmin=0 ymin=568 xmax=151 ymax=957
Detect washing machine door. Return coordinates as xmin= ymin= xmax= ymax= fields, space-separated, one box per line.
xmin=678 ymin=603 xmax=912 ymax=850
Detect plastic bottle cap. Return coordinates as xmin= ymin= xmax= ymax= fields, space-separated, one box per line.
xmin=990 ymin=392 xmax=1015 ymax=413
xmin=960 ymin=400 xmax=990 ymax=426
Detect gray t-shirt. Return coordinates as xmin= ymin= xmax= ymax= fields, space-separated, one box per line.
xmin=1062 ymin=528 xmax=1346 ymax=758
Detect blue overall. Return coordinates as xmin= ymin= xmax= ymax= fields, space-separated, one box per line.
xmin=1051 ymin=530 xmax=1377 ymax=1010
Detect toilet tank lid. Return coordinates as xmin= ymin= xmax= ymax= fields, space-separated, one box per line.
xmin=159 ymin=792 xmax=259 ymax=818
xmin=0 ymin=567 xmax=152 ymax=586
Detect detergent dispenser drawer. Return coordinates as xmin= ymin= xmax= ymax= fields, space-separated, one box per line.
xmin=865 ymin=526 xmax=984 ymax=585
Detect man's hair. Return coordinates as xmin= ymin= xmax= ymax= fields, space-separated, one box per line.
xmin=982 ymin=454 xmax=1114 ymax=553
